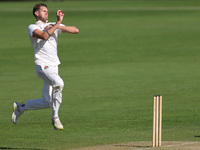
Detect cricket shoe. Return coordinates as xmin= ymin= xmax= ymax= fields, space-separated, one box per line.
xmin=52 ymin=117 xmax=64 ymax=130
xmin=12 ymin=102 xmax=23 ymax=124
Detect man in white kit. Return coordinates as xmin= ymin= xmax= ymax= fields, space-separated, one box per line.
xmin=11 ymin=3 xmax=79 ymax=130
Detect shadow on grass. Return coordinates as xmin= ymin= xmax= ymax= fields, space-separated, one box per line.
xmin=114 ymin=144 xmax=151 ymax=148
xmin=0 ymin=147 xmax=46 ymax=150
xmin=194 ymin=136 xmax=200 ymax=138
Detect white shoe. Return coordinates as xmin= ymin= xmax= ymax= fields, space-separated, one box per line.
xmin=12 ymin=102 xmax=23 ymax=124
xmin=52 ymin=117 xmax=64 ymax=130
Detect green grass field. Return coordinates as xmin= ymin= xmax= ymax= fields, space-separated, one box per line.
xmin=1 ymin=0 xmax=200 ymax=149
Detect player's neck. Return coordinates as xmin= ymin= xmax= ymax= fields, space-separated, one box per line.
xmin=39 ymin=20 xmax=46 ymax=24
xmin=37 ymin=18 xmax=47 ymax=24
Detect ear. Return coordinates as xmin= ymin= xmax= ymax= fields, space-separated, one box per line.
xmin=35 ymin=11 xmax=39 ymax=17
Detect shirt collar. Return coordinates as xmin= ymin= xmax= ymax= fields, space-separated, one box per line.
xmin=36 ymin=20 xmax=48 ymax=24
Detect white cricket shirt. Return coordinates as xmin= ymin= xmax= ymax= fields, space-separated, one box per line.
xmin=28 ymin=21 xmax=65 ymax=66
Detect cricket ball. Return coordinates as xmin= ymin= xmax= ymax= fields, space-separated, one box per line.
xmin=58 ymin=10 xmax=63 ymax=15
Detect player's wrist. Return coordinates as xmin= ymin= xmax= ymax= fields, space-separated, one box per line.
xmin=46 ymin=30 xmax=51 ymax=36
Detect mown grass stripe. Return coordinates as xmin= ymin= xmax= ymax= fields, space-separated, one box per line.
xmin=1 ymin=7 xmax=200 ymax=12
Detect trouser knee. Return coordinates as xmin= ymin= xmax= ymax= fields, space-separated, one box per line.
xmin=52 ymin=80 xmax=64 ymax=104
xmin=54 ymin=79 xmax=64 ymax=90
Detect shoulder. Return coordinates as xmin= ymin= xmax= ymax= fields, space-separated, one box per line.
xmin=28 ymin=22 xmax=40 ymax=28
xmin=28 ymin=21 xmax=44 ymax=29
xmin=28 ymin=23 xmax=41 ymax=36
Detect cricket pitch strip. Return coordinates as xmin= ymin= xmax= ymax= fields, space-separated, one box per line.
xmin=70 ymin=141 xmax=200 ymax=150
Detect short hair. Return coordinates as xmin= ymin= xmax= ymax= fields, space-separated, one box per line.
xmin=33 ymin=3 xmax=47 ymax=18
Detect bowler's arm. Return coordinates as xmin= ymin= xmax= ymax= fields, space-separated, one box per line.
xmin=58 ymin=26 xmax=79 ymax=34
xmin=33 ymin=22 xmax=61 ymax=40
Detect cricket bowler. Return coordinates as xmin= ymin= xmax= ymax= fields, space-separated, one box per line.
xmin=12 ymin=3 xmax=79 ymax=130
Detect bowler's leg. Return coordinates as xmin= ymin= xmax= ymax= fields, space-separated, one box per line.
xmin=37 ymin=65 xmax=64 ymax=130
xmin=51 ymin=77 xmax=64 ymax=130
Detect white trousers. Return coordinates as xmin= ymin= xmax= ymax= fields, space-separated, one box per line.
xmin=25 ymin=65 xmax=64 ymax=118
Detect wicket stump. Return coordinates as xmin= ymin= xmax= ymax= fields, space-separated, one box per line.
xmin=152 ymin=95 xmax=162 ymax=147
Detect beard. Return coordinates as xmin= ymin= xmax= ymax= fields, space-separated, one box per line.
xmin=39 ymin=16 xmax=48 ymax=22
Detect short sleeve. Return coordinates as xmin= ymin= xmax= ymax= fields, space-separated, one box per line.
xmin=28 ymin=24 xmax=41 ymax=37
xmin=58 ymin=23 xmax=65 ymax=34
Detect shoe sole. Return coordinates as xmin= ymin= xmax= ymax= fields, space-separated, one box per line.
xmin=54 ymin=126 xmax=64 ymax=130
xmin=12 ymin=102 xmax=17 ymax=124
xmin=52 ymin=121 xmax=64 ymax=130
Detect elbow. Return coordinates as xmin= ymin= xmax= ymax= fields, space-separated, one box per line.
xmin=74 ymin=27 xmax=79 ymax=34
xmin=71 ymin=26 xmax=79 ymax=34
xmin=64 ymin=26 xmax=79 ymax=34
xmin=75 ymin=29 xmax=79 ymax=34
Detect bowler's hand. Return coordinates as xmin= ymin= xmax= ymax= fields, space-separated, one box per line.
xmin=56 ymin=10 xmax=64 ymax=24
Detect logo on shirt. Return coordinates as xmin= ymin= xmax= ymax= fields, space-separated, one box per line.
xmin=44 ymin=66 xmax=49 ymax=69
